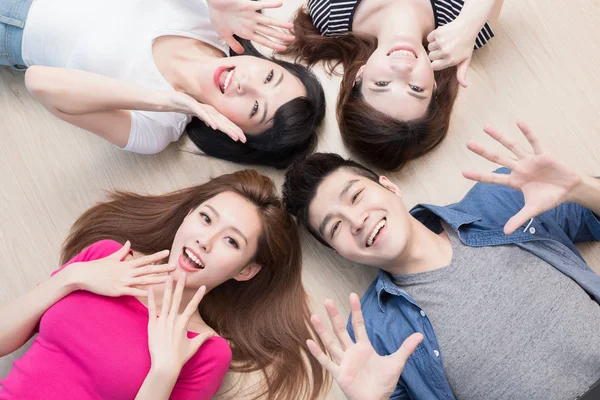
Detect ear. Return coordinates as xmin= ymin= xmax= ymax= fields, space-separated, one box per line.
xmin=233 ymin=262 xmax=262 ymax=282
xmin=379 ymin=176 xmax=403 ymax=198
xmin=353 ymin=65 xmax=365 ymax=87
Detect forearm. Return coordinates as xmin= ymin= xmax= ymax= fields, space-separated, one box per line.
xmin=0 ymin=270 xmax=77 ymax=356
xmin=459 ymin=0 xmax=503 ymax=31
xmin=135 ymin=367 xmax=178 ymax=400
xmin=25 ymin=66 xmax=174 ymax=115
xmin=569 ymin=176 xmax=600 ymax=216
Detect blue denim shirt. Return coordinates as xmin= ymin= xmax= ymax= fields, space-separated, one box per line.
xmin=347 ymin=169 xmax=600 ymax=400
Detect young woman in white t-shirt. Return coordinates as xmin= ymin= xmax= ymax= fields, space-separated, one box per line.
xmin=0 ymin=0 xmax=325 ymax=168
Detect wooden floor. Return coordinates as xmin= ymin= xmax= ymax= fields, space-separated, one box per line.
xmin=1 ymin=0 xmax=599 ymax=398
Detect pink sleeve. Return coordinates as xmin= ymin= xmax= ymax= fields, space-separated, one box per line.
xmin=169 ymin=337 xmax=233 ymax=400
xmin=51 ymin=240 xmax=125 ymax=277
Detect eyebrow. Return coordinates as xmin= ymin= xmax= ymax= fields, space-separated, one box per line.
xmin=369 ymin=87 xmax=391 ymax=93
xmin=205 ymin=204 xmax=248 ymax=245
xmin=262 ymin=73 xmax=284 ymax=125
xmin=317 ymin=179 xmax=359 ymax=237
xmin=408 ymin=90 xmax=428 ymax=100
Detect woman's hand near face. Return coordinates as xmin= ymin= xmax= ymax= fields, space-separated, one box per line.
xmin=135 ymin=274 xmax=214 ymax=399
xmin=426 ymin=19 xmax=479 ymax=88
xmin=66 ymin=241 xmax=175 ymax=297
xmin=207 ymin=0 xmax=295 ymax=54
xmin=167 ymin=91 xmax=246 ymax=143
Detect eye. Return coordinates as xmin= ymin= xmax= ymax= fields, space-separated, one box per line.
xmin=226 ymin=237 xmax=239 ymax=249
xmin=331 ymin=221 xmax=341 ymax=238
xmin=351 ymin=189 xmax=363 ymax=204
xmin=410 ymin=85 xmax=424 ymax=93
xmin=375 ymin=81 xmax=390 ymax=87
xmin=250 ymin=100 xmax=259 ymax=118
xmin=200 ymin=212 xmax=211 ymax=224
xmin=264 ymin=69 xmax=274 ymax=84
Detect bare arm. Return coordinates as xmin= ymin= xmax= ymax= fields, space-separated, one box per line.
xmin=0 ymin=271 xmax=78 ymax=357
xmin=459 ymin=0 xmax=504 ymax=29
xmin=24 ymin=66 xmax=244 ymax=147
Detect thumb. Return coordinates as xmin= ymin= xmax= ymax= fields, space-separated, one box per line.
xmin=107 ymin=240 xmax=131 ymax=260
xmin=504 ymin=205 xmax=537 ymax=235
xmin=225 ymin=36 xmax=244 ymax=54
xmin=191 ymin=331 xmax=216 ymax=353
xmin=390 ymin=332 xmax=423 ymax=368
xmin=457 ymin=59 xmax=470 ymax=88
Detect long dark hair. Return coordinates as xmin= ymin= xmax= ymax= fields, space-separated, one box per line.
xmin=337 ymin=62 xmax=459 ymax=170
xmin=61 ymin=170 xmax=329 ymax=400
xmin=282 ymin=8 xmax=460 ymax=170
xmin=187 ymin=39 xmax=326 ymax=169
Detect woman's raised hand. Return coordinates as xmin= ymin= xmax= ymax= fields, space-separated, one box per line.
xmin=146 ymin=274 xmax=214 ymax=373
xmin=207 ymin=0 xmax=295 ymax=54
xmin=66 ymin=241 xmax=176 ymax=297
xmin=168 ymin=91 xmax=246 ymax=143
xmin=427 ymin=19 xmax=479 ymax=88
xmin=307 ymin=294 xmax=424 ymax=400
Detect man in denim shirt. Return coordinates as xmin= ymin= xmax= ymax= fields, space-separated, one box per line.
xmin=284 ymin=122 xmax=600 ymax=400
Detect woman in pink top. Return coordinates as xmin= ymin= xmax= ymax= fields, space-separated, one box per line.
xmin=0 ymin=170 xmax=328 ymax=400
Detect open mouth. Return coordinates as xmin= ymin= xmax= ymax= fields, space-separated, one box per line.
xmin=180 ymin=246 xmax=205 ymax=270
xmin=366 ymin=218 xmax=386 ymax=247
xmin=219 ymin=67 xmax=235 ymax=94
xmin=387 ymin=46 xmax=417 ymax=59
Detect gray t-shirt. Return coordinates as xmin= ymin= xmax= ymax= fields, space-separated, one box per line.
xmin=392 ymin=225 xmax=600 ymax=400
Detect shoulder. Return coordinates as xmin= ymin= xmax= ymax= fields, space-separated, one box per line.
xmin=52 ymin=240 xmax=124 ymax=276
xmin=184 ymin=336 xmax=232 ymax=376
xmin=126 ymin=111 xmax=189 ymax=154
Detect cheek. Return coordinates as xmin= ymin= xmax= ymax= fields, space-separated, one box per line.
xmin=211 ymin=99 xmax=250 ymax=130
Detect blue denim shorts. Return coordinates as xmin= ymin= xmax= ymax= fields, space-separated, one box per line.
xmin=0 ymin=0 xmax=33 ymax=69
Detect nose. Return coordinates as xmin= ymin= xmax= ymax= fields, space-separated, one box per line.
xmin=350 ymin=211 xmax=369 ymax=235
xmin=236 ymin=74 xmax=255 ymax=95
xmin=390 ymin=60 xmax=413 ymax=76
xmin=196 ymin=235 xmax=213 ymax=253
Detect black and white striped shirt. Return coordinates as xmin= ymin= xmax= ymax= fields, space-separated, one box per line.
xmin=307 ymin=0 xmax=494 ymax=49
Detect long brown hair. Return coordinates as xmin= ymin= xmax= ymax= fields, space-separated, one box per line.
xmin=279 ymin=7 xmax=376 ymax=75
xmin=282 ymin=8 xmax=460 ymax=171
xmin=61 ymin=170 xmax=328 ymax=400
xmin=337 ymin=62 xmax=459 ymax=171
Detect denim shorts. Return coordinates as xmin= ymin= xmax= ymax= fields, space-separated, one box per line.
xmin=0 ymin=0 xmax=33 ymax=69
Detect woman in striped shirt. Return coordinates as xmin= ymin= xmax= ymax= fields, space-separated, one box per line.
xmin=283 ymin=0 xmax=503 ymax=170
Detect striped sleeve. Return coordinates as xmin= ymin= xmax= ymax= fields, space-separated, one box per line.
xmin=307 ymin=0 xmax=362 ymax=36
xmin=431 ymin=0 xmax=495 ymax=49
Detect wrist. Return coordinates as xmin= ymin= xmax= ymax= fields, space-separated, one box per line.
xmin=149 ymin=363 xmax=180 ymax=381
xmin=54 ymin=265 xmax=82 ymax=294
xmin=567 ymin=175 xmax=597 ymax=205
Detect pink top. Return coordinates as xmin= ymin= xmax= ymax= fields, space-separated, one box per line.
xmin=0 ymin=240 xmax=231 ymax=400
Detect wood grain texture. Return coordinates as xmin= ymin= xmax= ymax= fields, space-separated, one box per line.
xmin=1 ymin=0 xmax=599 ymax=398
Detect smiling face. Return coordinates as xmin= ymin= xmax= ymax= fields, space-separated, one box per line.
xmin=307 ymin=169 xmax=413 ymax=269
xmin=167 ymin=191 xmax=263 ymax=291
xmin=198 ymin=56 xmax=306 ymax=135
xmin=359 ymin=42 xmax=436 ymax=121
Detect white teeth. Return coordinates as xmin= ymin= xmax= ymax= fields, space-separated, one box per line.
xmin=184 ymin=248 xmax=204 ymax=269
xmin=389 ymin=50 xmax=415 ymax=57
xmin=223 ymin=69 xmax=233 ymax=92
xmin=367 ymin=219 xmax=386 ymax=247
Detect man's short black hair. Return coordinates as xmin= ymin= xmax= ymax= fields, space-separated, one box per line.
xmin=283 ymin=153 xmax=379 ymax=247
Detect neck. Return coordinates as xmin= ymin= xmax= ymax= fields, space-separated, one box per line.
xmin=385 ymin=217 xmax=453 ymax=275
xmin=359 ymin=0 xmax=435 ymax=51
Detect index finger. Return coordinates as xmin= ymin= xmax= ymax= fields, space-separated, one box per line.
xmin=182 ymin=285 xmax=207 ymax=322
xmin=130 ymin=250 xmax=170 ymax=268
xmin=516 ymin=121 xmax=545 ymax=154
xmin=248 ymin=0 xmax=285 ymax=11
xmin=324 ymin=299 xmax=353 ymax=350
xmin=255 ymin=13 xmax=294 ymax=30
xmin=349 ymin=293 xmax=368 ymax=343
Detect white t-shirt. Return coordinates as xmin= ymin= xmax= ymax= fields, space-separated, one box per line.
xmin=21 ymin=0 xmax=229 ymax=154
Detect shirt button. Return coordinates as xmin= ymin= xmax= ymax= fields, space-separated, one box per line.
xmin=420 ymin=310 xmax=426 ymax=317
xmin=434 ymin=350 xmax=440 ymax=357
xmin=529 ymin=227 xmax=536 ymax=234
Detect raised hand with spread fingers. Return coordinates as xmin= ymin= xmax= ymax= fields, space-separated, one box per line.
xmin=307 ymin=293 xmax=424 ymax=400
xmin=463 ymin=121 xmax=600 ymax=234
xmin=207 ymin=0 xmax=295 ymax=54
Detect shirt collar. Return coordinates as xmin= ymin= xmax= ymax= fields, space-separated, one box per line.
xmin=373 ymin=203 xmax=481 ymax=310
